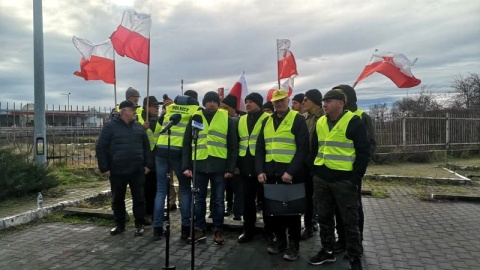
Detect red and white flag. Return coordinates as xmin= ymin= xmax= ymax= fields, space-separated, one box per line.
xmin=277 ymin=39 xmax=298 ymax=80
xmin=228 ymin=72 xmax=248 ymax=112
xmin=111 ymin=9 xmax=151 ymax=65
xmin=354 ymin=51 xmax=421 ymax=88
xmin=73 ymin=36 xmax=115 ymax=84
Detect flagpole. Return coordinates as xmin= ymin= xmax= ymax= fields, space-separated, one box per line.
xmin=146 ymin=36 xmax=151 ymax=120
xmin=276 ymin=39 xmax=281 ymax=89
xmin=113 ymin=52 xmax=118 ymax=110
xmin=181 ymin=79 xmax=184 ymax=95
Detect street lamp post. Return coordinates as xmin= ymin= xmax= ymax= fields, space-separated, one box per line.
xmin=61 ymin=92 xmax=71 ymax=126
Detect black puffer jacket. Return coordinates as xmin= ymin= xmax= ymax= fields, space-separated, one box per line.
xmin=96 ymin=116 xmax=152 ymax=175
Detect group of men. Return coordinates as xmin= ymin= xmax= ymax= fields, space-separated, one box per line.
xmin=96 ymin=83 xmax=376 ymax=270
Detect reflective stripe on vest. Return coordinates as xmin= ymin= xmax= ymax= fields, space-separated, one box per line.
xmin=238 ymin=112 xmax=270 ymax=157
xmin=193 ymin=110 xmax=228 ymax=160
xmin=137 ymin=113 xmax=161 ymax=151
xmin=156 ymin=103 xmax=199 ymax=150
xmin=263 ymin=110 xmax=298 ymax=163
xmin=314 ymin=111 xmax=356 ymax=171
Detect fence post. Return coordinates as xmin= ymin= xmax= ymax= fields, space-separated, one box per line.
xmin=445 ymin=112 xmax=450 ymax=150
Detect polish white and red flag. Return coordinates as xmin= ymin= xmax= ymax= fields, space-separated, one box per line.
xmin=354 ymin=51 xmax=421 ymax=88
xmin=111 ymin=9 xmax=151 ymax=65
xmin=228 ymin=72 xmax=248 ymax=112
xmin=277 ymin=39 xmax=298 ymax=80
xmin=73 ymin=36 xmax=115 ymax=84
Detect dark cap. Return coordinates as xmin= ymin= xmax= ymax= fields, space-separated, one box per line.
xmin=292 ymin=93 xmax=305 ymax=103
xmin=143 ymin=96 xmax=160 ymax=107
xmin=184 ymin=90 xmax=198 ymax=100
xmin=125 ymin=87 xmax=140 ymax=99
xmin=162 ymin=94 xmax=173 ymax=106
xmin=245 ymin=92 xmax=263 ymax=109
xmin=222 ymin=95 xmax=238 ymax=109
xmin=263 ymin=101 xmax=274 ymax=112
xmin=119 ymin=100 xmax=139 ymax=109
xmin=202 ymin=91 xmax=221 ymax=106
xmin=304 ymin=89 xmax=323 ymax=106
xmin=322 ymin=89 xmax=346 ymax=102
xmin=332 ymin=85 xmax=357 ymax=111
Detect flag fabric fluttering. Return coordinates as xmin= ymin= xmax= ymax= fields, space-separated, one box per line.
xmin=228 ymin=72 xmax=248 ymax=112
xmin=354 ymin=51 xmax=421 ymax=88
xmin=277 ymin=39 xmax=298 ymax=80
xmin=73 ymin=36 xmax=115 ymax=84
xmin=111 ymin=9 xmax=151 ymax=65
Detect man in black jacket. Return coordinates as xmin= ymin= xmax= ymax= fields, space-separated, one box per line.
xmin=255 ymin=89 xmax=309 ymax=261
xmin=96 ymin=100 xmax=153 ymax=237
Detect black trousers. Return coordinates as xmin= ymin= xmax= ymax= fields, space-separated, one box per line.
xmin=304 ymin=175 xmax=318 ymax=227
xmin=313 ymin=175 xmax=363 ymax=259
xmin=335 ymin=180 xmax=364 ymax=243
xmin=241 ymin=174 xmax=258 ymax=233
xmin=110 ymin=172 xmax=146 ymax=227
xmin=144 ymin=170 xmax=157 ymax=216
xmin=225 ymin=174 xmax=244 ymax=217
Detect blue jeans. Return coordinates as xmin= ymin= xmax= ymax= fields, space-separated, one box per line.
xmin=194 ymin=172 xmax=225 ymax=230
xmin=153 ymin=156 xmax=192 ymax=228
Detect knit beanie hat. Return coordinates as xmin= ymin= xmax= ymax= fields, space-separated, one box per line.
xmin=292 ymin=93 xmax=305 ymax=103
xmin=263 ymin=101 xmax=274 ymax=112
xmin=332 ymin=85 xmax=357 ymax=111
xmin=304 ymin=89 xmax=323 ymax=106
xmin=221 ymin=95 xmax=238 ymax=109
xmin=184 ymin=90 xmax=198 ymax=101
xmin=162 ymin=94 xmax=173 ymax=106
xmin=125 ymin=87 xmax=140 ymax=99
xmin=202 ymin=91 xmax=220 ymax=106
xmin=245 ymin=92 xmax=263 ymax=109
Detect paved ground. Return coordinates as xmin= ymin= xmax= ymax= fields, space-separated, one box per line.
xmin=1 ymin=185 xmax=480 ymax=270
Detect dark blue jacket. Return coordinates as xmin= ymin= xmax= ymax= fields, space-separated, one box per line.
xmin=96 ymin=115 xmax=152 ymax=175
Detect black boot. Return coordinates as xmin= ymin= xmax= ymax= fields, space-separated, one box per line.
xmin=181 ymin=226 xmax=190 ymax=239
xmin=153 ymin=227 xmax=164 ymax=241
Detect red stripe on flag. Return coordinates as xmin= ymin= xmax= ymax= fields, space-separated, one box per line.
xmin=74 ymin=56 xmax=115 ymax=84
xmin=111 ymin=25 xmax=150 ymax=65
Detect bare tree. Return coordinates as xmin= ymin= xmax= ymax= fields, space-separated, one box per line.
xmin=391 ymin=85 xmax=441 ymax=116
xmin=369 ymin=102 xmax=388 ymax=120
xmin=451 ymin=73 xmax=480 ymax=109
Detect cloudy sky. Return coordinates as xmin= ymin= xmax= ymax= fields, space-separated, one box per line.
xmin=1 ymin=0 xmax=479 ymax=111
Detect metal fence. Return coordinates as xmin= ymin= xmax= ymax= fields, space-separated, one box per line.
xmin=1 ymin=102 xmax=479 ymax=166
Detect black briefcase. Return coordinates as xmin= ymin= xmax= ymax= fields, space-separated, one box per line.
xmin=263 ymin=183 xmax=306 ymax=216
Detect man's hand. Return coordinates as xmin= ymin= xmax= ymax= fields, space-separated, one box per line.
xmin=103 ymin=170 xmax=111 ymax=177
xmin=224 ymin=172 xmax=233 ymax=178
xmin=144 ymin=167 xmax=150 ymax=175
xmin=281 ymin=172 xmax=292 ymax=183
xmin=258 ymin=173 xmax=267 ymax=184
xmin=143 ymin=122 xmax=150 ymax=130
xmin=183 ymin=170 xmax=192 ymax=178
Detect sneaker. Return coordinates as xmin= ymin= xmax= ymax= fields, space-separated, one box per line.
xmin=110 ymin=225 xmax=125 ymax=236
xmin=350 ymin=258 xmax=363 ymax=270
xmin=300 ymin=226 xmax=313 ymax=240
xmin=333 ymin=241 xmax=346 ymax=254
xmin=181 ymin=226 xmax=190 ymax=240
xmin=187 ymin=229 xmax=206 ymax=244
xmin=308 ymin=249 xmax=336 ymax=265
xmin=213 ymin=230 xmax=224 ymax=245
xmin=283 ymin=242 xmax=299 ymax=261
xmin=152 ymin=227 xmax=164 ymax=241
xmin=224 ymin=207 xmax=232 ymax=217
xmin=312 ymin=222 xmax=319 ymax=231
xmin=134 ymin=225 xmax=145 ymax=237
xmin=267 ymin=238 xmax=287 ymax=254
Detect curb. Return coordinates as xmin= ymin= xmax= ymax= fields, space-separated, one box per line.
xmin=430 ymin=193 xmax=480 ymax=202
xmin=0 ymin=190 xmax=111 ymax=231
xmin=364 ymin=174 xmax=471 ymax=185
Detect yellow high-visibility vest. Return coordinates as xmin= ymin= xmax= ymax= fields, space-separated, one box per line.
xmin=263 ymin=110 xmax=298 ymax=163
xmin=238 ymin=112 xmax=269 ymax=157
xmin=314 ymin=111 xmax=356 ymax=171
xmin=351 ymin=109 xmax=364 ymax=119
xmin=137 ymin=113 xmax=161 ymax=151
xmin=156 ymin=103 xmax=199 ymax=151
xmin=193 ymin=110 xmax=228 ymax=160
